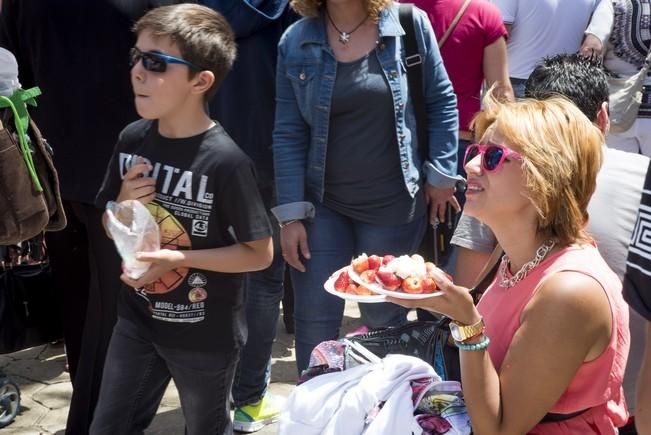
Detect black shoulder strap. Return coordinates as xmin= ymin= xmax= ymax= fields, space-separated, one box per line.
xmin=398 ymin=4 xmax=428 ymax=163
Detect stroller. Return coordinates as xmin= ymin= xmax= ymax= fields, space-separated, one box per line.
xmin=0 ymin=236 xmax=61 ymax=428
xmin=0 ymin=371 xmax=19 ymax=429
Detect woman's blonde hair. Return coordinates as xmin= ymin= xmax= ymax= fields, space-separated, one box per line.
xmin=290 ymin=0 xmax=392 ymax=22
xmin=471 ymin=94 xmax=603 ymax=245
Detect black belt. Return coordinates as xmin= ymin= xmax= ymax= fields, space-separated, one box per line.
xmin=540 ymin=407 xmax=590 ymax=423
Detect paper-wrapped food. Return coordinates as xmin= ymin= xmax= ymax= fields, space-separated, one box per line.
xmin=106 ymin=200 xmax=160 ymax=279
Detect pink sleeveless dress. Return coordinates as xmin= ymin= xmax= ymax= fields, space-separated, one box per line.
xmin=476 ymin=244 xmax=630 ymax=434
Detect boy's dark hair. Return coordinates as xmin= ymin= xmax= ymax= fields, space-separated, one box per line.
xmin=134 ymin=4 xmax=236 ymax=100
xmin=524 ymin=54 xmax=609 ymax=123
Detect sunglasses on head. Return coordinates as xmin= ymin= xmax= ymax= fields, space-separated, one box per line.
xmin=129 ymin=47 xmax=201 ymax=73
xmin=463 ymin=143 xmax=524 ymax=172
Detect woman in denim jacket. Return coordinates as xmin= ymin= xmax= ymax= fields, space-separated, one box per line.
xmin=271 ymin=0 xmax=461 ymax=373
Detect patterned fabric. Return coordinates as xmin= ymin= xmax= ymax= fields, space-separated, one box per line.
xmin=624 ymin=161 xmax=651 ymax=320
xmin=611 ymin=0 xmax=651 ymax=67
xmin=298 ymin=340 xmax=347 ymax=384
xmin=416 ymin=381 xmax=470 ymax=435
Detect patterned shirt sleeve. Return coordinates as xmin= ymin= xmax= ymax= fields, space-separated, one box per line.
xmin=623 ymin=162 xmax=651 ymax=321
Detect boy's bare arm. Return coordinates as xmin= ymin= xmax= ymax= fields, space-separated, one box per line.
xmin=120 ymin=237 xmax=274 ymax=290
xmin=180 ymin=238 xmax=273 ymax=273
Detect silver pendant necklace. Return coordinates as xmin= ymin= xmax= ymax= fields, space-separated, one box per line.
xmin=499 ymin=239 xmax=557 ymax=289
xmin=325 ymin=9 xmax=368 ymax=45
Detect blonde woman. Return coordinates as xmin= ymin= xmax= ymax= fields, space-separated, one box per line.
xmin=271 ymin=0 xmax=461 ymax=373
xmin=391 ymin=96 xmax=630 ymax=434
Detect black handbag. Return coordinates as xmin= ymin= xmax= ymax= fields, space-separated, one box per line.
xmin=0 ymin=236 xmax=62 ymax=354
xmin=398 ymin=4 xmax=462 ymax=265
xmin=347 ymin=319 xmax=461 ymax=381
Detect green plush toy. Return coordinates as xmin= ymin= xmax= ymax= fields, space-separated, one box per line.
xmin=0 ymin=86 xmax=43 ymax=191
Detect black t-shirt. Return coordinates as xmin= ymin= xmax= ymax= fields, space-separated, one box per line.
xmin=623 ymin=162 xmax=651 ymax=322
xmin=96 ymin=119 xmax=272 ymax=351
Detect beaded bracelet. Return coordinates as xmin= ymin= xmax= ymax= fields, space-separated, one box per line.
xmin=454 ymin=335 xmax=490 ymax=351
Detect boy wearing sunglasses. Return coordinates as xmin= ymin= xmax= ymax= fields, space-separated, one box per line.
xmin=92 ymin=5 xmax=273 ymax=435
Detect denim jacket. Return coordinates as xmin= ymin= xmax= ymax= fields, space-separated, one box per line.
xmin=271 ymin=4 xmax=460 ymax=223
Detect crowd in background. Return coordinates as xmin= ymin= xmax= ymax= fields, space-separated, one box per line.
xmin=1 ymin=0 xmax=651 ymax=434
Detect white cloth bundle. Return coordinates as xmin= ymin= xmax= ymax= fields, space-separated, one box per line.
xmin=279 ymin=354 xmax=440 ymax=435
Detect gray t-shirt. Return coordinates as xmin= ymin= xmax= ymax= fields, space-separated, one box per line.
xmin=450 ymin=213 xmax=496 ymax=253
xmin=323 ymin=53 xmax=426 ymax=225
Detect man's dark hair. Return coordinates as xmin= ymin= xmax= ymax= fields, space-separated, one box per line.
xmin=524 ymin=54 xmax=608 ymax=123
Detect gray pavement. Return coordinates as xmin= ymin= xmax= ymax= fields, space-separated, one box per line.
xmin=0 ymin=302 xmax=365 ymax=434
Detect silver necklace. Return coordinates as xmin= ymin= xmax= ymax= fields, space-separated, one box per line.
xmin=325 ymin=9 xmax=368 ymax=44
xmin=498 ymin=239 xmax=557 ymax=289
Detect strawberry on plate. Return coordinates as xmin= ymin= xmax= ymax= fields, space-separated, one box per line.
xmin=360 ymin=269 xmax=377 ymax=284
xmin=324 ymin=267 xmax=386 ymax=303
xmin=367 ymin=255 xmax=383 ymax=271
xmin=347 ymin=254 xmax=447 ymax=299
xmin=351 ymin=254 xmax=370 ymax=274
xmin=354 ymin=284 xmax=374 ymax=296
xmin=334 ymin=270 xmax=350 ymax=292
xmin=345 ymin=283 xmax=359 ymax=295
xmin=421 ymin=277 xmax=438 ymax=293
xmin=402 ymin=276 xmax=423 ymax=294
xmin=382 ymin=255 xmax=395 ymax=265
xmin=376 ymin=266 xmax=402 ymax=291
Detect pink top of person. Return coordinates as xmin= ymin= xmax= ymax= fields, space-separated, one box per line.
xmin=477 ymin=244 xmax=630 ymax=434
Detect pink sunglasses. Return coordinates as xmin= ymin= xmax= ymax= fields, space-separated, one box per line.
xmin=463 ymin=143 xmax=524 ymax=172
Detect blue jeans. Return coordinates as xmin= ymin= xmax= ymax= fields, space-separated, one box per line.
xmin=231 ymin=216 xmax=285 ymax=406
xmin=291 ymin=201 xmax=427 ymax=373
xmin=90 ymin=318 xmax=238 ymax=435
xmin=231 ymin=170 xmax=286 ymax=406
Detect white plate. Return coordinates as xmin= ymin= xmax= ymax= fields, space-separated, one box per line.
xmin=348 ymin=266 xmax=444 ymax=300
xmin=323 ymin=267 xmax=386 ymax=303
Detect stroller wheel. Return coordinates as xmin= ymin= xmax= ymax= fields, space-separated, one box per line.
xmin=0 ymin=377 xmax=20 ymax=428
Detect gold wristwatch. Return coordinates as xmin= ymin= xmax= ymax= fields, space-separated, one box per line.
xmin=449 ymin=317 xmax=485 ymax=342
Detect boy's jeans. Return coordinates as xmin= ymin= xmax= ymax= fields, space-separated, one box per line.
xmin=90 ymin=318 xmax=238 ymax=435
xmin=291 ymin=201 xmax=426 ymax=373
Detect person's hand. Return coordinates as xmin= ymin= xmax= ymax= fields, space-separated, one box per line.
xmin=386 ymin=268 xmax=480 ymax=325
xmin=120 ymin=249 xmax=185 ymax=291
xmin=280 ymin=221 xmax=310 ymax=272
xmin=116 ymin=156 xmax=156 ymax=204
xmin=579 ymin=33 xmax=603 ymax=58
xmin=425 ymin=184 xmax=459 ymax=224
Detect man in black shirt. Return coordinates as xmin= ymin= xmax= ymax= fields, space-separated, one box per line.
xmin=623 ymin=162 xmax=651 ymax=433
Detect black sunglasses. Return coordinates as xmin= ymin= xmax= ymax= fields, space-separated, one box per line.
xmin=129 ymin=47 xmax=201 ymax=73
